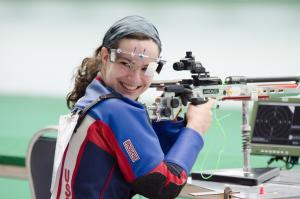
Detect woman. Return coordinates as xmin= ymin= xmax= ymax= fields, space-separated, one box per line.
xmin=51 ymin=15 xmax=214 ymax=199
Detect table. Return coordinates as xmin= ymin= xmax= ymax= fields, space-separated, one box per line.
xmin=180 ymin=169 xmax=300 ymax=199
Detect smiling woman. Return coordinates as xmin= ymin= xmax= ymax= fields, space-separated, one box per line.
xmin=66 ymin=18 xmax=164 ymax=108
xmin=51 ymin=15 xmax=215 ymax=199
xmin=1 ymin=1 xmax=300 ymax=199
xmin=98 ymin=39 xmax=159 ymax=100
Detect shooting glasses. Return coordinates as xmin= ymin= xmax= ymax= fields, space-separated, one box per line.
xmin=109 ymin=48 xmax=166 ymax=77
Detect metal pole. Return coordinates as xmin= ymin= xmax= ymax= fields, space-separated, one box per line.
xmin=241 ymin=100 xmax=251 ymax=174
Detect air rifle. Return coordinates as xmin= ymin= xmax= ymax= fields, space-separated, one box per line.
xmin=147 ymin=51 xmax=300 ymax=121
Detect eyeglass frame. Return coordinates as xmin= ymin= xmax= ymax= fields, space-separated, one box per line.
xmin=108 ymin=48 xmax=166 ymax=76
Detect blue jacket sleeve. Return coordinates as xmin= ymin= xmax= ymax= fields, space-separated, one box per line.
xmin=165 ymin=127 xmax=204 ymax=174
xmin=152 ymin=118 xmax=204 ymax=174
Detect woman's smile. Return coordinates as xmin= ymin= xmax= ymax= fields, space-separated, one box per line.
xmin=120 ymin=81 xmax=142 ymax=92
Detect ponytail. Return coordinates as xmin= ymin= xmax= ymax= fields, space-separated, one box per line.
xmin=66 ymin=56 xmax=101 ymax=109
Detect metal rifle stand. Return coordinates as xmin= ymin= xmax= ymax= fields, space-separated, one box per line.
xmin=191 ymin=101 xmax=280 ymax=186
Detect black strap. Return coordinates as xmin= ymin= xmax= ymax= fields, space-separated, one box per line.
xmin=73 ymin=93 xmax=120 ymax=133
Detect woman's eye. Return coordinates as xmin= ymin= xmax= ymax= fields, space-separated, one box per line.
xmin=120 ymin=62 xmax=131 ymax=68
xmin=141 ymin=67 xmax=148 ymax=71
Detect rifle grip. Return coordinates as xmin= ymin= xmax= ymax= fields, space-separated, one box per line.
xmin=190 ymin=97 xmax=208 ymax=105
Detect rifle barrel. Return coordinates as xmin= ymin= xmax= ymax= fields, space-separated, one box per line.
xmin=225 ymin=76 xmax=300 ymax=84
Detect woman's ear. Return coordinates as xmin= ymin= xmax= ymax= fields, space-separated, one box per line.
xmin=99 ymin=47 xmax=110 ymax=65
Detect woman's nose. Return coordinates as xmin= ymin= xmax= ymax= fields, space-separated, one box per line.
xmin=127 ymin=68 xmax=143 ymax=81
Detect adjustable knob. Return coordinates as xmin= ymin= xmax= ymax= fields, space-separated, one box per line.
xmin=160 ymin=108 xmax=171 ymax=117
xmin=170 ymin=98 xmax=180 ymax=108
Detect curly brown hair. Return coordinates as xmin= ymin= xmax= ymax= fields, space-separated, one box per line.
xmin=66 ymin=33 xmax=159 ymax=109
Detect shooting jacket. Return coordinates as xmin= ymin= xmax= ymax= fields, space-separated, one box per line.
xmin=51 ymin=77 xmax=204 ymax=199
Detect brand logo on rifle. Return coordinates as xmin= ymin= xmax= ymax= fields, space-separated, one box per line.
xmin=123 ymin=139 xmax=140 ymax=162
xmin=203 ymin=89 xmax=219 ymax=94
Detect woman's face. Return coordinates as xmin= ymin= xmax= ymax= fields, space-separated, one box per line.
xmin=100 ymin=38 xmax=160 ymax=100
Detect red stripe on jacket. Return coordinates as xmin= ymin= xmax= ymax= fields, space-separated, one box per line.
xmin=86 ymin=120 xmax=136 ymax=182
xmin=71 ymin=136 xmax=89 ymax=199
xmin=56 ymin=145 xmax=69 ymax=199
xmin=150 ymin=162 xmax=187 ymax=186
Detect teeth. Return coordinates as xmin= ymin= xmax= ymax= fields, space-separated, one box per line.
xmin=122 ymin=82 xmax=138 ymax=90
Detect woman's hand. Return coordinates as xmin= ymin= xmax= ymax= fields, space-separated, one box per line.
xmin=186 ymin=98 xmax=215 ymax=135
